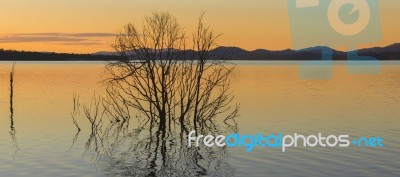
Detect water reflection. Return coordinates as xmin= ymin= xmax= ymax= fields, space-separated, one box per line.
xmin=1 ymin=62 xmax=398 ymax=177
xmin=71 ymin=75 xmax=238 ymax=176
xmin=70 ymin=93 xmax=81 ymax=150
xmin=9 ymin=62 xmax=19 ymax=159
xmin=70 ymin=58 xmax=239 ymax=176
xmin=70 ymin=59 xmax=239 ymax=176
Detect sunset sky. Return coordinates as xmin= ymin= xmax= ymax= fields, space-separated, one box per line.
xmin=1 ymin=0 xmax=399 ymax=53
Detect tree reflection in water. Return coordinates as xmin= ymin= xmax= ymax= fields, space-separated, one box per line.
xmin=9 ymin=62 xmax=19 ymax=159
xmin=71 ymin=12 xmax=239 ymax=177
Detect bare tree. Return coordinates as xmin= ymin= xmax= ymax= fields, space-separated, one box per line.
xmin=105 ymin=12 xmax=238 ymax=135
xmin=70 ymin=12 xmax=239 ymax=176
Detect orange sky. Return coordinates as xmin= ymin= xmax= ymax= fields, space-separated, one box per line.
xmin=0 ymin=0 xmax=399 ymax=53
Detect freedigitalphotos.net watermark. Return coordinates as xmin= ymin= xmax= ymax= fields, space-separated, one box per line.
xmin=287 ymin=0 xmax=382 ymax=79
xmin=188 ymin=131 xmax=384 ymax=152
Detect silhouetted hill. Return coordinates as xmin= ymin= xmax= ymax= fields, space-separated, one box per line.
xmin=1 ymin=43 xmax=400 ymax=61
xmin=209 ymin=44 xmax=400 ymax=60
xmin=0 ymin=49 xmax=121 ymax=61
xmin=209 ymin=46 xmax=346 ymax=60
xmin=357 ymin=43 xmax=400 ymax=60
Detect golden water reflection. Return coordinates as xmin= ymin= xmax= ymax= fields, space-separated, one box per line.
xmin=0 ymin=62 xmax=399 ymax=177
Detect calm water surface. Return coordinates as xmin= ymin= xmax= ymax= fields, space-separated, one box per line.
xmin=0 ymin=61 xmax=399 ymax=177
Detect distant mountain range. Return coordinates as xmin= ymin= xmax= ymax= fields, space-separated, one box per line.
xmin=1 ymin=43 xmax=400 ymax=61
xmin=95 ymin=43 xmax=400 ymax=60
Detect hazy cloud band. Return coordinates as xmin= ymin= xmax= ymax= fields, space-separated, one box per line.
xmin=0 ymin=33 xmax=116 ymax=45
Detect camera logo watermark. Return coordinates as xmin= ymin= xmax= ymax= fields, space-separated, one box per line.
xmin=287 ymin=0 xmax=382 ymax=79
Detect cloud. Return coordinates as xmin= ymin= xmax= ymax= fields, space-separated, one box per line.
xmin=0 ymin=35 xmax=86 ymax=43
xmin=56 ymin=42 xmax=104 ymax=46
xmin=0 ymin=33 xmax=116 ymax=45
xmin=18 ymin=33 xmax=117 ymax=38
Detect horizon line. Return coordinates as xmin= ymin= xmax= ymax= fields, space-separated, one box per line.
xmin=1 ymin=42 xmax=400 ymax=55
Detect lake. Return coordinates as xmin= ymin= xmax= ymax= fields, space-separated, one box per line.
xmin=0 ymin=61 xmax=399 ymax=177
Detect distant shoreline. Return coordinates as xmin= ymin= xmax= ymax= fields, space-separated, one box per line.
xmin=2 ymin=43 xmax=400 ymax=61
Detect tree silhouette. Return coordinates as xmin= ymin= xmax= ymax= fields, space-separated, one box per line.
xmin=105 ymin=12 xmax=238 ymax=136
xmin=71 ymin=12 xmax=239 ymax=177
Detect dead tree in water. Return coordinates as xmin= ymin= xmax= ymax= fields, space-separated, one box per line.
xmin=9 ymin=62 xmax=18 ymax=158
xmin=71 ymin=93 xmax=81 ymax=132
xmin=70 ymin=13 xmax=239 ymax=176
xmin=10 ymin=62 xmax=15 ymax=124
xmin=106 ymin=12 xmax=239 ymax=136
